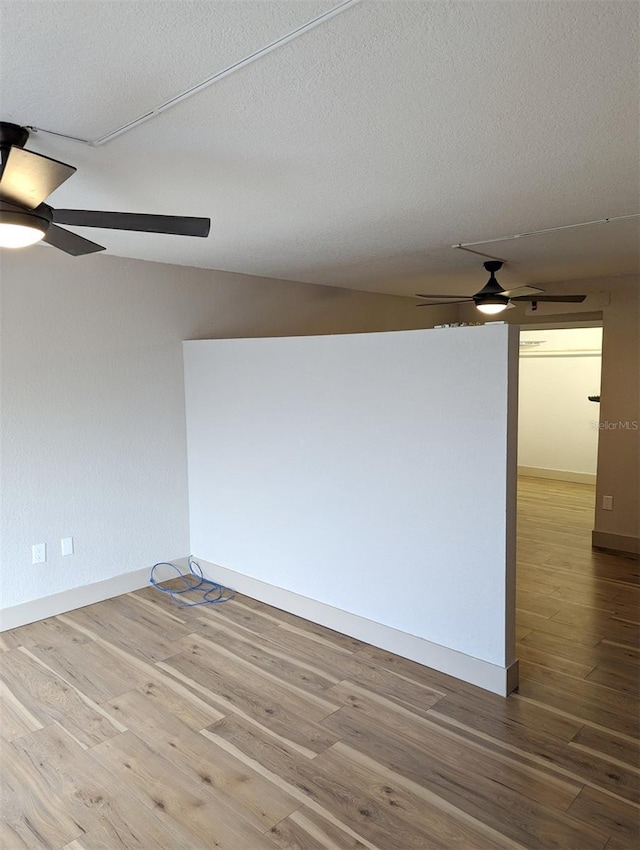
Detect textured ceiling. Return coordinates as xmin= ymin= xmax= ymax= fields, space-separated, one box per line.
xmin=1 ymin=0 xmax=638 ymax=295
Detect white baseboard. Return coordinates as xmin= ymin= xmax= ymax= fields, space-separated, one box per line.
xmin=592 ymin=530 xmax=640 ymax=556
xmin=0 ymin=557 xmax=189 ymax=632
xmin=518 ymin=466 xmax=596 ymax=485
xmin=197 ymin=559 xmax=518 ymax=697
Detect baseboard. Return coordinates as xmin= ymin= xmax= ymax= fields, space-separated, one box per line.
xmin=0 ymin=557 xmax=189 ymax=632
xmin=197 ymin=559 xmax=518 ymax=697
xmin=518 ymin=466 xmax=596 ymax=485
xmin=592 ymin=531 xmax=640 ymax=556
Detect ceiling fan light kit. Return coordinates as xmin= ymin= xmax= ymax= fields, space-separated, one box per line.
xmin=0 ymin=121 xmax=211 ymax=256
xmin=475 ymin=297 xmax=509 ymax=315
xmin=0 ymin=205 xmax=49 ymax=248
xmin=475 ymin=303 xmax=508 ymax=315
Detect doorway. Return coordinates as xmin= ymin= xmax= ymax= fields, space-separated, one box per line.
xmin=518 ymin=326 xmax=603 ymax=487
xmin=515 ymin=325 xmax=604 ymax=675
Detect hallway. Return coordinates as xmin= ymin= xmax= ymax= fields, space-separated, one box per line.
xmin=515 ymin=477 xmax=639 ymax=846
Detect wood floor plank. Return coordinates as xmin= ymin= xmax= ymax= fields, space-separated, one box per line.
xmin=425 ymin=706 xmax=640 ymax=808
xmin=323 ymin=682 xmax=583 ymax=810
xmin=124 ymin=589 xmax=190 ymax=624
xmin=155 ymin=652 xmax=339 ymax=755
xmin=542 ymin=557 xmax=640 ymax=586
xmin=515 ymin=641 xmax=596 ymax=678
xmin=320 ymin=741 xmax=529 ymax=850
xmin=355 ymin=645 xmax=584 ymax=742
xmin=248 ymin=629 xmax=447 ymax=718
xmin=173 ymin=632 xmax=342 ymax=715
xmin=20 ymin=638 xmax=146 ymax=705
xmin=197 ymin=600 xmax=283 ymax=637
xmin=91 ymin=730 xmax=280 ymax=849
xmin=0 ymin=820 xmax=33 ymax=850
xmin=2 ymin=477 xmax=638 ymax=849
xmin=548 ymin=585 xmax=640 ymax=620
xmin=519 ymin=629 xmax=636 ymax=668
xmin=318 ymin=709 xmax=612 ymax=848
xmin=1 ymin=734 xmax=85 ymax=849
xmin=0 ymin=649 xmax=124 ymax=749
xmin=103 ymin=687 xmax=300 ymax=833
xmin=585 ymin=664 xmax=640 ymax=697
xmin=200 ymin=725 xmax=383 ymax=850
xmin=517 ymin=661 xmax=639 ymax=738
xmin=97 ymin=594 xmax=194 ymax=642
xmin=515 ymin=681 xmax=638 ymax=743
xmin=221 ymin=592 xmax=366 ymax=649
xmin=569 ymin=725 xmax=640 ymax=772
xmin=11 ymin=723 xmax=212 ymax=850
xmin=187 ymin=617 xmax=341 ymax=694
xmin=56 ymin=615 xmax=227 ymax=725
xmin=0 ymin=679 xmax=44 ymax=742
xmin=549 ymin=607 xmax=640 ymax=645
xmin=1 ymin=618 xmax=92 ymax=653
xmin=566 ymin=787 xmax=640 ymax=848
xmin=516 ymin=609 xmax=605 ymax=646
xmin=132 ymin=584 xmax=203 ymax=626
xmin=516 ymin=590 xmax=566 ymax=619
xmin=515 ymin=624 xmax=533 ymax=641
xmin=130 ymin=676 xmax=221 ymax=731
xmin=208 ymin=713 xmax=522 ymax=850
xmin=186 ymin=608 xmax=398 ymax=713
xmin=267 ymin=806 xmax=373 ymax=850
xmin=431 ymin=685 xmax=584 ymax=743
xmin=61 ymin=604 xmax=181 ymax=664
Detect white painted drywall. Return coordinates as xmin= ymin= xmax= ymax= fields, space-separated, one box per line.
xmin=1 ymin=248 xmax=455 ymax=616
xmin=594 ymin=281 xmax=640 ymax=550
xmin=184 ymin=325 xmax=518 ymax=667
xmin=518 ymin=328 xmax=602 ymax=479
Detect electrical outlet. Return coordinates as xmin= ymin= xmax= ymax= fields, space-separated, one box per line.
xmin=32 ymin=543 xmax=46 ymax=564
xmin=602 ymin=495 xmax=614 ymax=511
xmin=61 ymin=537 xmax=74 ymax=556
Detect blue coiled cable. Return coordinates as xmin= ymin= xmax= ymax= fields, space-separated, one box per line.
xmin=150 ymin=557 xmax=234 ymax=607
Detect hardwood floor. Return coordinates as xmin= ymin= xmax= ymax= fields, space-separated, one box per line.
xmin=1 ymin=477 xmax=638 ymax=849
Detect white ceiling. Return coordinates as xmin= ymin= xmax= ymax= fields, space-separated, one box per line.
xmin=1 ymin=0 xmax=638 ymax=296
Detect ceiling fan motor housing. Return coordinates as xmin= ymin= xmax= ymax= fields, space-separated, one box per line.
xmin=0 ymin=122 xmax=30 ymax=153
xmin=474 ymin=260 xmax=508 ymax=307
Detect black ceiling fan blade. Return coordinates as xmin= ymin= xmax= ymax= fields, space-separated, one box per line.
xmin=501 ymin=285 xmax=545 ymax=297
xmin=0 ymin=147 xmax=76 ymax=209
xmin=416 ymin=299 xmax=470 ymax=307
xmin=53 ymin=209 xmax=211 ymax=237
xmin=42 ymin=224 xmax=105 ymax=256
xmin=415 ymin=293 xmax=472 ymax=300
xmin=509 ymin=294 xmax=587 ymax=303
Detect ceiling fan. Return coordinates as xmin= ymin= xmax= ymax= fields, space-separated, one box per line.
xmin=416 ymin=260 xmax=587 ymax=315
xmin=0 ymin=122 xmax=210 ymax=256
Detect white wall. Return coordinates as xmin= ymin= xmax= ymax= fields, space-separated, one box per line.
xmin=1 ymin=248 xmax=455 ymax=620
xmin=593 ymin=281 xmax=640 ymax=553
xmin=518 ymin=328 xmax=603 ymax=483
xmin=184 ymin=325 xmax=519 ymax=686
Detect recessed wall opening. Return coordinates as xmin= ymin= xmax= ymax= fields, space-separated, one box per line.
xmin=515 ymin=323 xmax=606 ymax=671
xmin=518 ymin=326 xmax=603 ymax=487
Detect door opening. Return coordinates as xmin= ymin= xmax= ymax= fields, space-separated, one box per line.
xmin=514 ymin=325 xmax=606 ymax=680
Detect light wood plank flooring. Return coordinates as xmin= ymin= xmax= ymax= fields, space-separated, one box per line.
xmin=1 ymin=477 xmax=638 ymax=849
